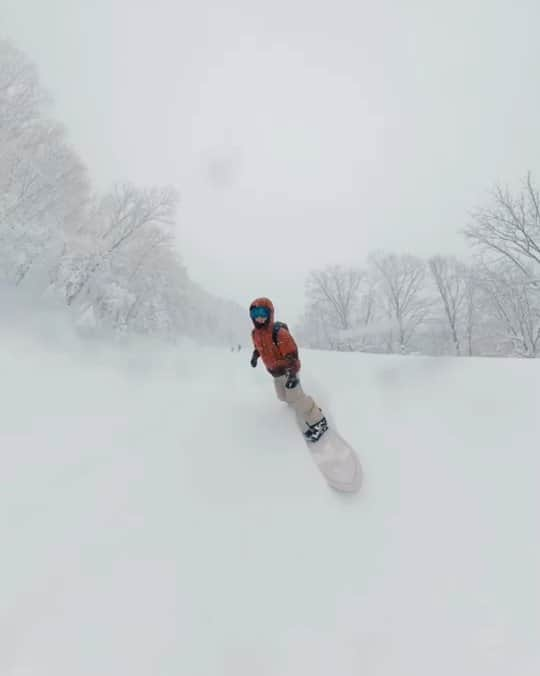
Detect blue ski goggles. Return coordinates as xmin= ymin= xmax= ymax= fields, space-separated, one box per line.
xmin=250 ymin=306 xmax=270 ymax=320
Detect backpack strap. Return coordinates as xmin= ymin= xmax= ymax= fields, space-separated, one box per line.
xmin=272 ymin=321 xmax=289 ymax=346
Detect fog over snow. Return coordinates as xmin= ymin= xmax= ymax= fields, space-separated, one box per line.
xmin=1 ymin=4 xmax=540 ymax=673
xmin=4 ymin=0 xmax=540 ymax=318
xmin=1 ymin=311 xmax=538 ymax=675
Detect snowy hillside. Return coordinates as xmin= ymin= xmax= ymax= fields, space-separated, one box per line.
xmin=1 ymin=331 xmax=539 ymax=676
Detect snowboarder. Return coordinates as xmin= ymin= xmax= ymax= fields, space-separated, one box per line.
xmin=249 ymin=297 xmax=328 ymax=442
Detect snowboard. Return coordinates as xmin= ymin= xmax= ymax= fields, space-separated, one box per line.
xmin=298 ymin=420 xmax=362 ymax=493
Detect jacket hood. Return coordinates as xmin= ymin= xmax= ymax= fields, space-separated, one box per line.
xmin=249 ymin=297 xmax=274 ymax=327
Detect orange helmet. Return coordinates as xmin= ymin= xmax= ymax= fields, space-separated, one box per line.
xmin=249 ymin=297 xmax=274 ymax=326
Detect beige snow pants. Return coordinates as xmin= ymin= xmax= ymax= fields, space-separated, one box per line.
xmin=273 ymin=375 xmax=324 ymax=427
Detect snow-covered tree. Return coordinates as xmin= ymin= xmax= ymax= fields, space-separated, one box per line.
xmin=0 ymin=122 xmax=89 ymax=285
xmin=0 ymin=38 xmax=251 ymax=347
xmin=55 ymin=182 xmax=178 ymax=306
xmin=0 ymin=40 xmax=90 ymax=286
xmin=368 ymin=252 xmax=431 ymax=353
xmin=301 ymin=264 xmax=380 ymax=350
xmin=0 ymin=39 xmax=47 ymax=142
xmin=428 ymin=255 xmax=478 ymax=355
xmin=306 ymin=265 xmax=363 ymax=331
xmin=477 ymin=262 xmax=540 ymax=357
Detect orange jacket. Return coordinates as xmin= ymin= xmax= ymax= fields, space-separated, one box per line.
xmin=250 ymin=297 xmax=301 ymax=376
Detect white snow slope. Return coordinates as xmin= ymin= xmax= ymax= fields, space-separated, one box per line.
xmin=1 ymin=329 xmax=539 ymax=676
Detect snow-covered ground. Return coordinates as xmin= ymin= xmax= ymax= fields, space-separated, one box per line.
xmin=1 ymin=329 xmax=539 ymax=675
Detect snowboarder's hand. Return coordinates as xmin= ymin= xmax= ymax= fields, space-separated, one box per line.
xmin=250 ymin=350 xmax=259 ymax=368
xmin=285 ymin=370 xmax=299 ymax=389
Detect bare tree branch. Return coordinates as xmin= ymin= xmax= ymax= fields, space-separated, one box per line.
xmin=464 ymin=173 xmax=540 ymax=276
xmin=369 ymin=252 xmax=430 ymax=352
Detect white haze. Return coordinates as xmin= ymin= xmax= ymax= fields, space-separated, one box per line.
xmin=0 ymin=317 xmax=538 ymax=675
xmin=3 ymin=0 xmax=540 ymax=318
xmin=1 ymin=5 xmax=540 ymax=669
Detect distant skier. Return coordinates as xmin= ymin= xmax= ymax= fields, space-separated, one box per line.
xmin=249 ymin=297 xmax=328 ymax=442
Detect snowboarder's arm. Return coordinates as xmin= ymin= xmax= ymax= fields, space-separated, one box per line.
xmin=250 ymin=329 xmax=260 ymax=367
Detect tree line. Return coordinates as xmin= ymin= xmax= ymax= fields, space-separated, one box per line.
xmin=3 ymin=38 xmax=539 ymax=356
xmin=0 ymin=39 xmax=246 ymax=346
xmin=298 ymin=176 xmax=540 ymax=357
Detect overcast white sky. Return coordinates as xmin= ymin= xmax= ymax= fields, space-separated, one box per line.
xmin=3 ymin=0 xmax=540 ymax=320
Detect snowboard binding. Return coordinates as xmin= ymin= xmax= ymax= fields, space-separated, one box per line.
xmin=303 ymin=417 xmax=328 ymax=443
